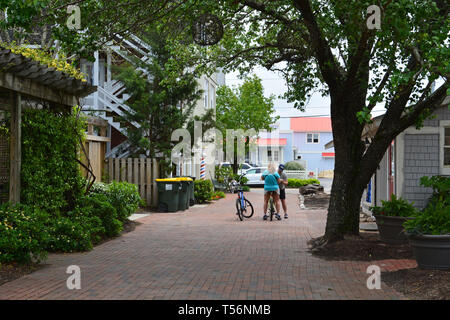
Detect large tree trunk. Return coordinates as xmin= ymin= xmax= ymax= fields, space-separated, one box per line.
xmin=325 ymin=161 xmax=368 ymax=242
xmin=315 ymin=101 xmax=396 ymax=246
xmin=314 ymin=91 xmax=379 ymax=246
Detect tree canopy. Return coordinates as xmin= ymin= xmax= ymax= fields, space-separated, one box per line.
xmin=114 ymin=30 xmax=201 ymax=169
xmin=2 ymin=0 xmax=449 ymax=244
xmin=216 ymin=75 xmax=278 ymax=134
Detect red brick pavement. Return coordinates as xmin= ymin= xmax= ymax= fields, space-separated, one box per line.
xmin=0 ymin=191 xmax=416 ymax=300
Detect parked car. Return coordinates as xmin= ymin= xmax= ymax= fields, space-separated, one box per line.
xmin=239 ymin=163 xmax=255 ymax=175
xmin=219 ymin=162 xmax=255 ymax=175
xmin=243 ymin=167 xmax=267 ymax=186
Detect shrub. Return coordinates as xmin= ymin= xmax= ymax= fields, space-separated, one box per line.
xmin=194 ymin=180 xmax=213 ymax=204
xmin=403 ymin=201 xmax=450 ymax=235
xmin=90 ymin=181 xmax=141 ymax=222
xmin=0 ymin=204 xmax=49 ymax=264
xmin=46 ymin=212 xmax=103 ymax=252
xmin=242 ymin=185 xmax=250 ymax=192
xmin=215 ymin=165 xmax=233 ymax=183
xmin=286 ymin=178 xmax=320 ymax=188
xmin=420 ymin=175 xmax=450 ymax=208
xmin=284 ymin=161 xmax=305 ymax=170
xmin=233 ymin=174 xmax=248 ymax=185
xmin=20 ymin=108 xmax=86 ymax=214
xmin=89 ymin=182 xmax=108 ymax=195
xmin=403 ymin=175 xmax=450 ymax=235
xmin=370 ymin=195 xmax=418 ymax=217
xmin=104 ymin=181 xmax=141 ymax=222
xmin=211 ymin=191 xmax=225 ymax=200
xmin=82 ymin=194 xmax=122 ymax=237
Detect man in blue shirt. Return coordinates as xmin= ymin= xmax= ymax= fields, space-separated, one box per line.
xmin=261 ymin=163 xmax=282 ymax=220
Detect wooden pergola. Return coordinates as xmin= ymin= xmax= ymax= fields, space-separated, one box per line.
xmin=0 ymin=48 xmax=96 ymax=204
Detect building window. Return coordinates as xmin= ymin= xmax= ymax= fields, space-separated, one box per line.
xmin=445 ymin=127 xmax=450 ymax=166
xmin=267 ymin=149 xmax=279 ymax=162
xmin=307 ymin=133 xmax=319 ymax=144
xmin=211 ymin=85 xmax=215 ymax=109
xmin=204 ymin=79 xmax=209 ymax=109
xmin=440 ymin=121 xmax=450 ymax=175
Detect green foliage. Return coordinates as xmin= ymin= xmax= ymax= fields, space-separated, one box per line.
xmin=100 ymin=181 xmax=141 ymax=222
xmin=82 ymin=194 xmax=122 ymax=238
xmin=403 ymin=201 xmax=450 ymax=235
xmin=46 ymin=212 xmax=103 ymax=253
xmin=242 ymin=185 xmax=251 ymax=192
xmin=216 ymin=75 xmax=279 ymax=171
xmin=1 ymin=42 xmax=87 ymax=81
xmin=370 ymin=195 xmax=418 ymax=217
xmin=0 ymin=204 xmax=49 ymax=264
xmin=234 ymin=174 xmax=249 ymax=186
xmin=420 ymin=175 xmax=450 ymax=207
xmin=284 ymin=161 xmax=305 ymax=171
xmin=114 ymin=30 xmax=201 ymax=167
xmin=21 ymin=108 xmax=86 ymax=214
xmin=403 ymin=176 xmax=450 ymax=235
xmin=215 ymin=165 xmax=233 ymax=184
xmin=286 ymin=178 xmax=320 ymax=188
xmin=211 ymin=191 xmax=225 ymax=200
xmin=216 ymin=75 xmax=278 ymax=134
xmin=194 ymin=180 xmax=213 ymax=204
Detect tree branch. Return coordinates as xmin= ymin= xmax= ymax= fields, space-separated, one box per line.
xmin=292 ymin=0 xmax=342 ymax=93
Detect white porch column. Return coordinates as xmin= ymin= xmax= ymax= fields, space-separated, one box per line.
xmin=93 ymin=51 xmax=99 ymax=109
xmin=106 ymin=50 xmax=111 ymax=90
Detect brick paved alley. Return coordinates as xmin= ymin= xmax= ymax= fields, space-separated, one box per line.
xmin=0 ymin=191 xmax=416 ymax=300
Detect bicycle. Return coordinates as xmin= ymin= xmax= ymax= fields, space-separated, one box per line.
xmin=235 ymin=187 xmax=254 ymax=221
xmin=266 ymin=191 xmax=281 ymax=221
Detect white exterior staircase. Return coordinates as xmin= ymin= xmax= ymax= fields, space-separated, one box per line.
xmin=82 ymin=33 xmax=154 ymax=157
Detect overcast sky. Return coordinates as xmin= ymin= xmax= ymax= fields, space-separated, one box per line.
xmin=225 ymin=66 xmax=388 ymax=119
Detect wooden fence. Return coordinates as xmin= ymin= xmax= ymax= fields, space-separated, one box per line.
xmin=80 ymin=117 xmax=110 ymax=183
xmin=105 ymin=158 xmax=159 ymax=207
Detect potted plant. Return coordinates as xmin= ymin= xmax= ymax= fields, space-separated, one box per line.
xmin=403 ymin=176 xmax=450 ymax=270
xmin=370 ymin=195 xmax=417 ymax=244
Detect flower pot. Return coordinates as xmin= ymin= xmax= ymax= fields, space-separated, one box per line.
xmin=373 ymin=214 xmax=414 ymax=244
xmin=407 ymin=234 xmax=450 ymax=270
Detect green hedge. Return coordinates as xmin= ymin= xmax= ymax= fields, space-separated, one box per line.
xmin=284 ymin=161 xmax=305 ymax=170
xmin=0 ymin=181 xmax=142 ymax=262
xmin=90 ymin=181 xmax=141 ymax=222
xmin=286 ymin=178 xmax=320 ymax=188
xmin=0 ymin=108 xmax=143 ymax=263
xmin=20 ymin=108 xmax=86 ymax=214
xmin=194 ymin=180 xmax=214 ymax=204
xmin=0 ymin=204 xmax=49 ymax=263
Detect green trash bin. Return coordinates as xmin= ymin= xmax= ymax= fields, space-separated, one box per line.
xmin=176 ymin=177 xmax=192 ymax=211
xmin=156 ymin=178 xmax=181 ymax=212
xmin=178 ymin=177 xmax=194 ymax=208
xmin=188 ymin=177 xmax=195 ymax=206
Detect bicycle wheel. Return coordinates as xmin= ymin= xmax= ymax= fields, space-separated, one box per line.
xmin=235 ymin=198 xmax=243 ymax=221
xmin=269 ymin=198 xmax=274 ymax=221
xmin=240 ymin=199 xmax=254 ymax=218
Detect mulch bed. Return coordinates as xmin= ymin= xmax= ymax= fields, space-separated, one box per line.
xmin=0 ymin=262 xmax=43 ymax=287
xmin=309 ymin=232 xmax=414 ymax=261
xmin=382 ymin=268 xmax=450 ymax=300
xmin=0 ymin=219 xmax=141 ymax=287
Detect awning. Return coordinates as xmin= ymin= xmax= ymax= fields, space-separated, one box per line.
xmin=322 ymin=152 xmax=335 ymax=158
xmin=257 ymin=138 xmax=287 ymax=146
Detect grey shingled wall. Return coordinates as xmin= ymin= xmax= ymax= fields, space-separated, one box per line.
xmin=423 ymin=106 xmax=450 ymax=126
xmin=403 ymin=134 xmax=439 ymax=209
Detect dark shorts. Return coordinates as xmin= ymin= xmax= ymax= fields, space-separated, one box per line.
xmin=279 ymin=188 xmax=286 ymax=200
